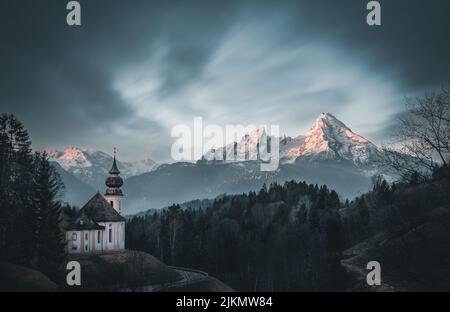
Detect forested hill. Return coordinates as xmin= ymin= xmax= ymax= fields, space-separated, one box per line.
xmin=126 ymin=170 xmax=450 ymax=291
xmin=126 ymin=180 xmax=349 ymax=291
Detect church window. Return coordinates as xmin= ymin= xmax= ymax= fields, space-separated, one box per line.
xmin=71 ymin=232 xmax=78 ymax=251
xmin=97 ymin=231 xmax=101 ymax=244
xmin=109 ymin=224 xmax=112 ymax=243
xmin=110 ymin=201 xmax=114 ymax=208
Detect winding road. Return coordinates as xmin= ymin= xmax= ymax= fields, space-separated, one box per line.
xmin=122 ymin=266 xmax=209 ymax=292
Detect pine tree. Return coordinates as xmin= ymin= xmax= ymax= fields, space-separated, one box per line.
xmin=0 ymin=114 xmax=12 ymax=254
xmin=357 ymin=196 xmax=370 ymax=236
xmin=0 ymin=114 xmax=35 ymax=265
xmin=257 ymin=183 xmax=269 ymax=203
xmin=32 ymin=152 xmax=66 ymax=279
xmin=0 ymin=115 xmax=68 ymax=278
xmin=308 ymin=204 xmax=320 ymax=233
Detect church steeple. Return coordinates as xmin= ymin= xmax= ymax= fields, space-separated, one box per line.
xmin=109 ymin=148 xmax=120 ymax=175
xmin=105 ymin=148 xmax=123 ymax=214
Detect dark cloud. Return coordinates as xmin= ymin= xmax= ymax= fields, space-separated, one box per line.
xmin=0 ymin=0 xmax=449 ymax=161
xmin=285 ymin=0 xmax=450 ymax=90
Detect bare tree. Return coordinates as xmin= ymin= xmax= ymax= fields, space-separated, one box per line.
xmin=382 ymin=83 xmax=450 ymax=180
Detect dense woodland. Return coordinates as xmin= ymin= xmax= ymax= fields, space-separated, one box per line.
xmin=0 ymin=114 xmax=66 ymax=280
xmin=127 ymin=181 xmax=347 ymax=291
xmin=125 ymin=172 xmax=450 ymax=291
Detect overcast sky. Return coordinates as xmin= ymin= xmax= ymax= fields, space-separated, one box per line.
xmin=1 ymin=0 xmax=449 ymax=162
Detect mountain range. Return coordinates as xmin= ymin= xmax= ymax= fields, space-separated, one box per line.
xmin=50 ymin=113 xmax=387 ymax=213
xmin=47 ymin=148 xmax=157 ymax=206
xmin=204 ymin=112 xmax=381 ymax=166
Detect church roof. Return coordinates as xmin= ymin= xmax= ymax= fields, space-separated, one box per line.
xmin=78 ymin=192 xmax=125 ymax=222
xmin=66 ymin=211 xmax=105 ymax=230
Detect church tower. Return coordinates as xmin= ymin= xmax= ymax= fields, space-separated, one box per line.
xmin=104 ymin=148 xmax=124 ymax=214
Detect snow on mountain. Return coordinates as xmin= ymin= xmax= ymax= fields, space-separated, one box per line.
xmin=121 ymin=156 xmax=159 ymax=177
xmin=47 ymin=147 xmax=158 ymax=189
xmin=203 ymin=126 xmax=271 ymax=161
xmin=280 ymin=113 xmax=381 ymax=166
xmin=203 ymin=113 xmax=381 ymax=167
xmin=47 ymin=148 xmax=92 ymax=169
xmin=279 ymin=135 xmax=306 ymax=162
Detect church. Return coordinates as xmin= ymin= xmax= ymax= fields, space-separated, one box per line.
xmin=65 ymin=151 xmax=126 ymax=254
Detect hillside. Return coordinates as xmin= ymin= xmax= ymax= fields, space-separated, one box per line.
xmin=65 ymin=250 xmax=181 ymax=290
xmin=126 ymin=169 xmax=450 ymax=292
xmin=0 ymin=262 xmax=59 ymax=291
xmin=0 ymin=250 xmax=232 ymax=291
xmin=342 ymin=206 xmax=450 ymax=291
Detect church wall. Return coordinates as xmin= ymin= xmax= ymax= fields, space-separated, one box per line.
xmin=97 ymin=221 xmax=125 ymax=252
xmin=67 ymin=230 xmax=107 ymax=254
xmin=94 ymin=230 xmax=103 ymax=252
xmin=104 ymin=195 xmax=122 ymax=214
xmin=82 ymin=231 xmax=89 ymax=253
xmin=65 ymin=220 xmax=125 ymax=254
xmin=119 ymin=222 xmax=125 ymax=249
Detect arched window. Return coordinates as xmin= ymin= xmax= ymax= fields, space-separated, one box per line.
xmin=109 ymin=224 xmax=112 ymax=243
xmin=71 ymin=232 xmax=78 ymax=251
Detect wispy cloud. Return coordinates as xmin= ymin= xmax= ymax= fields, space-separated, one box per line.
xmin=1 ymin=0 xmax=449 ymax=162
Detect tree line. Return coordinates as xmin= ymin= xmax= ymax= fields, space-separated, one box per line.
xmin=0 ymin=114 xmax=66 ymax=280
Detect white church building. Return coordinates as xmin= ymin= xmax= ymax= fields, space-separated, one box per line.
xmin=65 ymin=151 xmax=126 ymax=254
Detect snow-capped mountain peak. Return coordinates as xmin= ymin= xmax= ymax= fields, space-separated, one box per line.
xmin=307 ymin=112 xmax=368 ymax=143
xmin=202 ymin=113 xmax=380 ymax=167
xmin=243 ymin=126 xmax=268 ymax=150
xmin=280 ymin=113 xmax=380 ymax=165
xmin=47 ymin=147 xmax=93 ymax=170
xmin=203 ymin=126 xmax=271 ymax=161
xmin=47 ymin=147 xmax=158 ymax=190
xmin=304 ymin=112 xmax=369 ymax=153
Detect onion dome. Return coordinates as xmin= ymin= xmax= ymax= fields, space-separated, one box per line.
xmin=104 ymin=148 xmax=124 ymax=195
xmin=105 ymin=175 xmax=123 ymax=188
